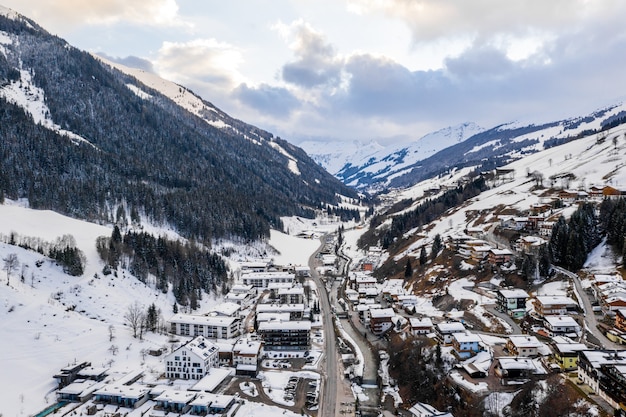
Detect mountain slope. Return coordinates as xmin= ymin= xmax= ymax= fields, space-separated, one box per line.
xmin=0 ymin=8 xmax=357 ymax=242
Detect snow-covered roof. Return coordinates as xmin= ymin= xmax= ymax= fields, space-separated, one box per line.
xmin=498 ymin=289 xmax=529 ymax=298
xmin=169 ymin=313 xmax=239 ymax=327
xmin=369 ymin=308 xmax=395 ymax=319
xmin=409 ymin=317 xmax=433 ymax=328
xmin=507 ymin=335 xmax=542 ymax=348
xmin=190 ymin=368 xmax=235 ymax=393
xmin=154 ymin=389 xmax=197 ymax=404
xmin=256 ymin=303 xmax=304 ymax=314
xmin=258 ymin=320 xmax=311 ymax=331
xmin=534 ymin=295 xmax=577 ymax=306
xmin=436 ymin=322 xmax=466 ymax=333
xmin=453 ymin=331 xmax=481 ymax=343
xmin=544 ymin=316 xmax=579 ymax=327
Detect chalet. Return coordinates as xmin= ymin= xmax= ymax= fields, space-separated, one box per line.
xmin=451 ymin=332 xmax=482 ymax=359
xmin=409 ymin=317 xmax=433 ymax=336
xmin=465 ymin=226 xmax=484 ymax=238
xmin=369 ymin=308 xmax=395 ymax=335
xmin=496 ymin=288 xmax=529 ymax=316
xmin=470 ymin=244 xmax=492 ymax=262
xmin=169 ymin=313 xmax=241 ymax=339
xmin=551 ymin=337 xmax=588 ymax=371
xmin=589 ymin=186 xmax=605 ymax=200
xmin=544 ymin=316 xmax=581 ymax=337
xmin=516 ymin=236 xmax=547 ymax=254
xmin=240 ymin=271 xmax=295 ymax=290
xmin=457 ymin=239 xmax=488 ymax=259
xmin=488 ymin=248 xmax=513 ymax=265
xmin=603 ymin=185 xmax=626 ymax=199
xmin=435 ymin=322 xmax=466 ymax=345
xmin=578 ymin=350 xmax=626 ymax=409
xmin=506 ymin=335 xmax=542 ymax=357
xmin=494 ymin=357 xmax=546 ymax=380
xmin=533 ymin=295 xmax=578 ymax=317
xmin=538 ymin=221 xmax=555 ymax=237
xmin=615 ymin=309 xmax=626 ymax=333
xmin=294 ymin=266 xmax=311 ymax=277
xmin=530 ymin=203 xmax=552 ymax=215
xmin=603 ymin=296 xmax=626 ymax=314
xmin=258 ymin=320 xmax=311 ymax=351
xmin=558 ymin=190 xmax=578 ymax=204
xmin=165 ymin=336 xmax=219 ymax=380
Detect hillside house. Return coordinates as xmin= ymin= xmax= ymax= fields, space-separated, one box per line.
xmin=409 ymin=317 xmax=433 ymax=336
xmin=551 ymin=337 xmax=588 ymax=371
xmin=494 ymin=357 xmax=546 ymax=380
xmin=435 ymin=322 xmax=466 ymax=345
xmin=488 ymin=248 xmax=513 ymax=265
xmin=256 ymin=303 xmax=305 ymax=320
xmin=538 ymin=221 xmax=555 ymax=237
xmin=258 ymin=320 xmax=311 ymax=351
xmin=615 ymin=309 xmax=626 ymax=333
xmin=451 ymin=332 xmax=482 ymax=359
xmin=169 ymin=313 xmax=241 ymax=339
xmin=516 ymin=236 xmax=547 ymax=254
xmin=165 ymin=336 xmax=219 ymax=380
xmin=506 ymin=335 xmax=542 ymax=357
xmin=496 ymin=288 xmax=529 ymax=316
xmin=578 ymin=350 xmax=626 ymax=409
xmin=544 ymin=316 xmax=581 ymax=338
xmin=603 ymin=185 xmax=626 ymax=199
xmin=369 ymin=308 xmax=395 ymax=335
xmin=533 ymin=295 xmax=578 ymax=317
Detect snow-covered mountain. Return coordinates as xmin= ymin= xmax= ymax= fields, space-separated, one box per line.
xmin=304 ymin=103 xmax=626 ymax=193
xmin=301 ymin=122 xmax=484 ymax=190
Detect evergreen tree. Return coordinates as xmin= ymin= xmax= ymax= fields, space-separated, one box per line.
xmin=404 ymin=259 xmax=413 ymax=279
xmin=419 ymin=246 xmax=428 ymax=266
xmin=431 ymin=234 xmax=442 ymax=260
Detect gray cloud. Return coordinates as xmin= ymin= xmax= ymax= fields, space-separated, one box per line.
xmin=233 ymin=83 xmax=301 ymax=118
xmin=279 ymin=22 xmax=342 ymax=88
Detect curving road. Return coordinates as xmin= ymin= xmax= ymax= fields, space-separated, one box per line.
xmin=554 ymin=266 xmax=624 ymax=350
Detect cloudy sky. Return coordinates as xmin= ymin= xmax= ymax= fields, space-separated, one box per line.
xmin=5 ymin=0 xmax=626 ymax=145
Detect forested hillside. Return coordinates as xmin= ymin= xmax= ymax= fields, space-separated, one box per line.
xmin=0 ymin=13 xmax=357 ymax=243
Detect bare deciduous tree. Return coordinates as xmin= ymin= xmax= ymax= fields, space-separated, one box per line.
xmin=3 ymin=253 xmax=19 ymax=286
xmin=124 ymin=301 xmax=145 ymax=339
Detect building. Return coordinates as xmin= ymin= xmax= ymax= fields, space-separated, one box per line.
xmin=369 ymin=308 xmax=395 ymax=335
xmin=544 ymin=316 xmax=581 ymax=337
xmin=165 ymin=336 xmax=219 ymax=380
xmin=451 ymin=332 xmax=482 ymax=359
xmin=578 ymin=350 xmax=626 ymax=409
xmin=154 ymin=390 xmax=197 ymax=413
xmin=435 ymin=322 xmax=466 ymax=345
xmin=409 ymin=317 xmax=433 ymax=336
xmin=189 ymin=393 xmax=236 ymax=415
xmin=256 ymin=303 xmax=305 ymax=320
xmin=551 ymin=337 xmax=588 ymax=371
xmin=278 ymin=286 xmax=305 ymax=305
xmin=533 ymin=295 xmax=578 ymax=317
xmin=93 ymin=384 xmax=150 ymax=409
xmin=408 ymin=402 xmax=454 ymax=417
xmin=169 ymin=314 xmax=241 ymax=339
xmin=506 ymin=335 xmax=542 ymax=357
xmin=488 ymin=248 xmax=513 ymax=265
xmin=258 ymin=320 xmax=311 ymax=351
xmin=615 ymin=309 xmax=626 ymax=333
xmin=232 ymin=339 xmax=262 ymax=377
xmin=496 ymin=289 xmax=529 ymax=315
xmin=494 ymin=357 xmax=546 ymax=380
xmin=240 ymin=271 xmax=295 ymax=290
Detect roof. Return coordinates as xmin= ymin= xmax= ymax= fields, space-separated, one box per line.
xmin=409 ymin=317 xmax=433 ymax=328
xmin=190 ymin=368 xmax=235 ymax=393
xmin=258 ymin=320 xmax=312 ymax=331
xmin=256 ymin=303 xmax=305 ymax=313
xmin=169 ymin=313 xmax=239 ymax=327
xmin=508 ymin=335 xmax=542 ymax=348
xmin=154 ymin=390 xmax=197 ymax=404
xmin=233 ymin=339 xmax=262 ymax=355
xmin=453 ymin=332 xmax=481 ymax=343
xmin=369 ymin=308 xmax=395 ymax=319
xmin=535 ymin=295 xmax=578 ymax=306
xmin=544 ymin=316 xmax=579 ymax=327
xmin=436 ymin=322 xmax=466 ymax=333
xmin=498 ymin=289 xmax=530 ymax=299
xmin=209 ymin=302 xmax=241 ymax=317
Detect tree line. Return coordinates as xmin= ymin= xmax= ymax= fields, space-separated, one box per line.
xmin=97 ymin=226 xmax=229 ymax=309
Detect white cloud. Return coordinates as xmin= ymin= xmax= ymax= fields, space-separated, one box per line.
xmin=2 ymin=0 xmax=186 ymax=30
